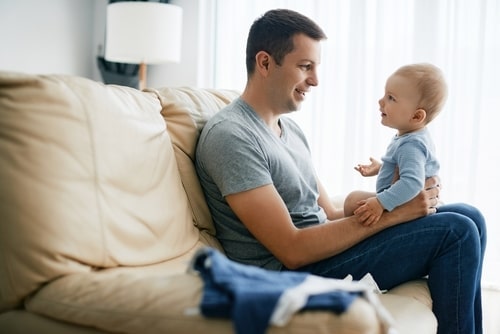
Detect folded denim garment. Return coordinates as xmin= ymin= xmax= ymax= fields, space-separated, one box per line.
xmin=188 ymin=247 xmax=394 ymax=334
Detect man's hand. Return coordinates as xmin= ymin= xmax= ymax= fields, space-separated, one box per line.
xmin=424 ymin=175 xmax=441 ymax=214
xmin=354 ymin=157 xmax=381 ymax=177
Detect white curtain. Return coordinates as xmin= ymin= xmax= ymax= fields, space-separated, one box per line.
xmin=202 ymin=0 xmax=500 ymax=287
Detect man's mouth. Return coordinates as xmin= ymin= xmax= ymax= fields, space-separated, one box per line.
xmin=295 ymin=88 xmax=306 ymax=97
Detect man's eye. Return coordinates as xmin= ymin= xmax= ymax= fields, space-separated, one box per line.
xmin=300 ymin=64 xmax=312 ymax=71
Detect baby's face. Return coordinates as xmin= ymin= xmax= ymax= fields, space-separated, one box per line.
xmin=378 ymin=75 xmax=421 ymax=133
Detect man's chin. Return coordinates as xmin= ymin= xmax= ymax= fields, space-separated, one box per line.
xmin=287 ymin=100 xmax=301 ymax=112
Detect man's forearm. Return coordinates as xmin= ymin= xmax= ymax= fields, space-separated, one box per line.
xmin=378 ymin=191 xmax=432 ymax=227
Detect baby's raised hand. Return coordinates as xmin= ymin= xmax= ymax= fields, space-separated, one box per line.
xmin=354 ymin=157 xmax=381 ymax=177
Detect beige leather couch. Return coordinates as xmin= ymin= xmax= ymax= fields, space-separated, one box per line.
xmin=0 ymin=71 xmax=437 ymax=334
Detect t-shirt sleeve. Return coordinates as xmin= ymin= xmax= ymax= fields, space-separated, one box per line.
xmin=197 ymin=120 xmax=272 ymax=197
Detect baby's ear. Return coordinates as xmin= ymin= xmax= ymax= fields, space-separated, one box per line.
xmin=413 ymin=108 xmax=427 ymax=123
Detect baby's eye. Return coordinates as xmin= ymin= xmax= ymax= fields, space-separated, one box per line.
xmin=388 ymin=95 xmax=396 ymax=101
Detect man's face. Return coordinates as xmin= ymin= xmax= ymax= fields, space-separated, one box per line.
xmin=267 ymin=33 xmax=322 ymax=113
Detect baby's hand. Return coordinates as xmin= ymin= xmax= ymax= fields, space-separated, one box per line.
xmin=354 ymin=197 xmax=384 ymax=226
xmin=354 ymin=157 xmax=382 ymax=177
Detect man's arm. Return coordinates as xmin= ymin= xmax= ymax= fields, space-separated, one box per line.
xmin=225 ymin=176 xmax=440 ymax=269
xmin=316 ymin=177 xmax=344 ymax=220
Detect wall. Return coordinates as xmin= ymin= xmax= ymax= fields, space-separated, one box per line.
xmin=0 ymin=0 xmax=204 ymax=88
xmin=0 ymin=0 xmax=96 ymax=78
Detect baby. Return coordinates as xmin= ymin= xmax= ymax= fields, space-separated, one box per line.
xmin=345 ymin=63 xmax=447 ymax=225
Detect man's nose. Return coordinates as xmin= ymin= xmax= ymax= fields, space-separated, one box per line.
xmin=307 ymin=70 xmax=319 ymax=87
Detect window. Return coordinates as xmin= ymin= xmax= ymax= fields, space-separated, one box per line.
xmin=205 ymin=0 xmax=500 ymax=286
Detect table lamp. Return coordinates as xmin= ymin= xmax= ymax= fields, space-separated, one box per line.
xmin=104 ymin=1 xmax=182 ymax=90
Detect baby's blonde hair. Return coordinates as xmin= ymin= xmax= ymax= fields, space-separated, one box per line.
xmin=394 ymin=63 xmax=447 ymax=123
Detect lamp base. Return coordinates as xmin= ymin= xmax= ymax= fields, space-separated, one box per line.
xmin=139 ymin=62 xmax=147 ymax=91
xmin=97 ymin=57 xmax=139 ymax=89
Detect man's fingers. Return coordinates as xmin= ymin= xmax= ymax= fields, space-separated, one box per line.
xmin=427 ymin=186 xmax=439 ymax=198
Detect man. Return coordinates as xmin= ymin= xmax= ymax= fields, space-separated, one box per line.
xmin=196 ymin=9 xmax=485 ymax=334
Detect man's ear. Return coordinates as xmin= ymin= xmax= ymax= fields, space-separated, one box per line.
xmin=413 ymin=108 xmax=427 ymax=124
xmin=255 ymin=51 xmax=271 ymax=74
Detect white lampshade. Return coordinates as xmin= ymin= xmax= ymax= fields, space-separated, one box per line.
xmin=105 ymin=2 xmax=182 ymax=64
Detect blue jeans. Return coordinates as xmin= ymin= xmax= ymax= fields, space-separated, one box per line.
xmin=293 ymin=203 xmax=486 ymax=334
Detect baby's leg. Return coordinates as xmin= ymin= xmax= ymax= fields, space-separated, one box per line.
xmin=343 ymin=190 xmax=376 ymax=217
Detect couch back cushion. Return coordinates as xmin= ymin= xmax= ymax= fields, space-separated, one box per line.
xmin=152 ymin=87 xmax=239 ymax=241
xmin=0 ymin=72 xmax=199 ymax=310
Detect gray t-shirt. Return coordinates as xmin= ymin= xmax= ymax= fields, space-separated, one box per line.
xmin=195 ymin=98 xmax=326 ymax=270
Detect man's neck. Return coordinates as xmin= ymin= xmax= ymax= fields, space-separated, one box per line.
xmin=241 ymin=89 xmax=282 ymax=135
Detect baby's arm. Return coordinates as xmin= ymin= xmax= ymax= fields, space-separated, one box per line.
xmin=353 ymin=196 xmax=384 ymax=226
xmin=355 ymin=157 xmax=381 ymax=177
